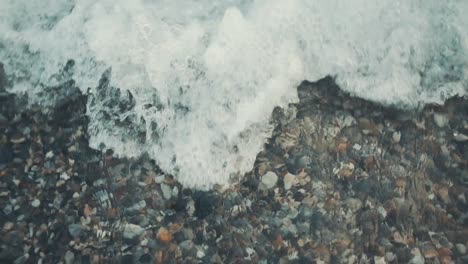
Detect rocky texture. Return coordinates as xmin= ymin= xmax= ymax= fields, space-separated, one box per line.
xmin=0 ymin=76 xmax=467 ymax=263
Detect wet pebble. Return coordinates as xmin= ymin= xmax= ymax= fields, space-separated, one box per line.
xmin=408 ymin=255 xmax=424 ymax=264
xmin=180 ymin=240 xmax=194 ymax=251
xmin=283 ymin=173 xmax=296 ymax=190
xmin=193 ymin=191 xmax=216 ymax=218
xmin=68 ymin=224 xmax=84 ymax=238
xmin=0 ymin=145 xmax=13 ymax=164
xmin=454 ymin=132 xmax=468 ymax=142
xmin=156 ymin=227 xmax=172 ymax=243
xmin=392 ymin=131 xmax=401 ymax=143
xmin=123 ymin=224 xmax=145 ymax=240
xmin=260 ymin=171 xmax=278 ymax=190
xmin=121 ymin=254 xmax=134 ymax=264
xmin=31 ymin=199 xmax=40 ymax=208
xmin=456 ymin=244 xmax=466 ymax=255
xmin=1 ymin=76 xmax=468 ymax=263
xmin=139 ymin=254 xmax=151 ymax=263
xmin=3 ymin=222 xmax=14 ymax=231
xmin=160 ymin=183 xmax=172 ymax=200
xmin=434 ymin=113 xmax=448 ymax=127
xmin=64 ymin=251 xmax=74 ymax=264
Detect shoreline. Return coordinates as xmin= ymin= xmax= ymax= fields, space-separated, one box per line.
xmin=1 ymin=76 xmax=467 ymax=263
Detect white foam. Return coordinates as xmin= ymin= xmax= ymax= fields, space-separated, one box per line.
xmin=1 ymin=0 xmax=467 ymax=188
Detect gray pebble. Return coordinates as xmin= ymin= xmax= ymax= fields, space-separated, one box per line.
xmin=456 ymin=244 xmax=466 ymax=255
xmin=64 ymin=250 xmax=74 ymax=264
xmin=260 ymin=172 xmax=277 ymax=190
xmin=123 ymin=224 xmax=145 ymax=240
xmin=68 ymin=224 xmax=84 ymax=238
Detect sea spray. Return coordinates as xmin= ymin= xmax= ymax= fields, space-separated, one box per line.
xmin=1 ymin=0 xmax=467 ymax=188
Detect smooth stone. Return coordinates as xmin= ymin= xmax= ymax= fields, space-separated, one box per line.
xmin=408 ymin=255 xmax=424 ymax=264
xmin=454 ymin=132 xmax=468 ymax=142
xmin=392 ymin=131 xmax=401 ymax=143
xmin=433 ymin=113 xmax=448 ymax=127
xmin=0 ymin=145 xmax=13 ymax=164
xmin=121 ymin=254 xmax=134 ymax=264
xmin=377 ymin=206 xmax=387 ymax=219
xmin=3 ymin=222 xmax=14 ymax=231
xmin=154 ymin=175 xmax=165 ymax=184
xmin=193 ymin=191 xmax=216 ymax=219
xmin=386 ymin=252 xmax=396 ymax=262
xmin=180 ymin=240 xmax=194 ymax=251
xmin=283 ymin=173 xmax=296 ymax=190
xmin=13 ymin=255 xmax=29 ymax=264
xmin=123 ymin=224 xmax=145 ymax=240
xmin=68 ymin=224 xmax=84 ymax=238
xmin=31 ymin=199 xmax=40 ymax=208
xmin=139 ymin=254 xmax=151 ymax=263
xmin=161 ymin=183 xmax=172 ymax=200
xmin=260 ymin=172 xmax=278 ymax=190
xmin=374 ymin=256 xmax=386 ymax=264
xmin=64 ymin=251 xmax=75 ymax=264
xmin=126 ymin=200 xmax=147 ymax=214
xmin=0 ymin=113 xmax=7 ymax=124
xmin=456 ymin=244 xmax=466 ymax=255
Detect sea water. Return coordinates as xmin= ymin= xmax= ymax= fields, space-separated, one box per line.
xmin=1 ymin=0 xmax=467 ymax=188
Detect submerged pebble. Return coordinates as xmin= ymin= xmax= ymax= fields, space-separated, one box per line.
xmin=260 ymin=171 xmax=278 ymax=190
xmin=0 ymin=77 xmax=467 ymax=263
xmin=31 ymin=199 xmax=40 ymax=208
xmin=123 ymin=224 xmax=145 ymax=240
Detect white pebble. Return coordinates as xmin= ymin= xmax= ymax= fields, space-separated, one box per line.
xmin=161 ymin=183 xmax=172 ymax=200
xmin=31 ymin=199 xmax=40 ymax=208
xmin=196 ymin=250 xmax=205 ymax=258
xmin=45 ymin=151 xmax=54 ymax=159
xmin=454 ymin=132 xmax=468 ymax=142
xmin=283 ymin=173 xmax=296 ymax=190
xmin=433 ymin=113 xmax=448 ymax=127
xmin=60 ymin=172 xmax=70 ymax=181
xmin=456 ymin=244 xmax=466 ymax=255
xmin=392 ymin=131 xmax=401 ymax=143
xmin=154 ymin=175 xmax=165 ymax=184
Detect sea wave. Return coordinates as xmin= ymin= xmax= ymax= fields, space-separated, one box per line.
xmin=1 ymin=0 xmax=467 ymax=188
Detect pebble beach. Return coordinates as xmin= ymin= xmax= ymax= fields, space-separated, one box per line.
xmin=1 ymin=65 xmax=468 ymax=263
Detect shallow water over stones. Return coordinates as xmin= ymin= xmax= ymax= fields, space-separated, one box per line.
xmin=0 ymin=77 xmax=467 ymax=263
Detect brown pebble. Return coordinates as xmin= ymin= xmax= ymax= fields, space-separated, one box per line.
xmin=156 ymin=227 xmax=173 ymax=243
xmin=83 ymin=204 xmax=93 ymax=217
xmin=337 ymin=142 xmax=348 ymax=153
xmin=272 ymin=234 xmax=284 ymax=249
xmin=106 ymin=208 xmax=119 ymax=219
xmin=434 ymin=184 xmax=450 ymax=204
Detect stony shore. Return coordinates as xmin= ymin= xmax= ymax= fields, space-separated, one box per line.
xmin=1 ymin=74 xmax=467 ymax=263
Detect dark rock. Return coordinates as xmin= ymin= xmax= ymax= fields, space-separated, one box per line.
xmin=193 ymin=191 xmax=217 ymax=219
xmin=287 ymin=155 xmax=311 ymax=173
xmin=81 ymin=255 xmax=91 ymax=264
xmin=0 ymin=245 xmax=22 ymax=262
xmin=173 ymin=196 xmax=188 ymax=213
xmin=0 ymin=144 xmax=13 ymax=164
xmin=242 ymin=175 xmax=259 ymax=191
xmin=121 ymin=254 xmax=133 ymax=264
xmin=0 ymin=113 xmax=7 ymax=125
xmin=139 ymin=254 xmax=151 ymax=263
xmin=13 ymin=255 xmax=29 ymax=264
xmin=0 ymin=62 xmax=6 ymax=92
xmin=68 ymin=224 xmax=84 ymax=238
xmin=173 ymin=231 xmax=185 ymax=243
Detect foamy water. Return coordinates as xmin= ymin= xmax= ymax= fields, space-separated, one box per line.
xmin=1 ymin=0 xmax=467 ymax=188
